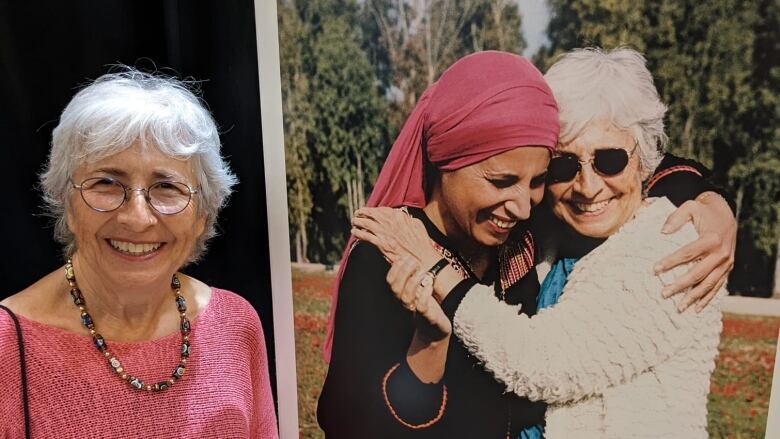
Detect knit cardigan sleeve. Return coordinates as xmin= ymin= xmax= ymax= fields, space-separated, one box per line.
xmin=453 ymin=197 xmax=722 ymax=404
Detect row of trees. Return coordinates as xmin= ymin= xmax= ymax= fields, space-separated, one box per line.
xmin=278 ymin=0 xmax=779 ymax=295
xmin=279 ymin=0 xmax=527 ymax=263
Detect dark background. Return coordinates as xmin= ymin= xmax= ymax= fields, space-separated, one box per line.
xmin=0 ymin=0 xmax=276 ymax=399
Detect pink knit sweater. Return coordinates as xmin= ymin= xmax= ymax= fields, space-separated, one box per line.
xmin=0 ymin=288 xmax=278 ymax=438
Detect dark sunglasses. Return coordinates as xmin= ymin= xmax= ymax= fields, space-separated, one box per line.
xmin=547 ymin=141 xmax=639 ymax=184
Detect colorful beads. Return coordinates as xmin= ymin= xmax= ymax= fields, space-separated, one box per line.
xmin=93 ymin=334 xmax=106 ymax=351
xmin=64 ymin=261 xmax=191 ymax=393
xmin=130 ymin=378 xmax=143 ymax=390
xmin=172 ymin=364 xmax=186 ymax=379
xmin=81 ymin=312 xmax=94 ymax=329
xmin=70 ymin=289 xmax=84 ymax=306
xmin=180 ymin=317 xmax=191 ymax=335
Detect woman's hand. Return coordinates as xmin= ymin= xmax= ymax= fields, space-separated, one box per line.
xmin=654 ymin=192 xmax=736 ymax=312
xmin=352 ymin=207 xmax=442 ymax=268
xmin=386 ymin=255 xmax=452 ymax=341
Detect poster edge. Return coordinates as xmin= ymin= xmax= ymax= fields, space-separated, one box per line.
xmin=253 ymin=1 xmax=300 ymax=437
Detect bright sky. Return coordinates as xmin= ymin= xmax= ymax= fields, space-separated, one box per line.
xmin=515 ymin=0 xmax=551 ymax=57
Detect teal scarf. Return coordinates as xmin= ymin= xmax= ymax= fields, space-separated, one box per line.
xmin=537 ymin=258 xmax=578 ymax=310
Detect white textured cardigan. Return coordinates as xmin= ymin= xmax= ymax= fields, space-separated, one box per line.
xmin=454 ymin=198 xmax=724 ymax=438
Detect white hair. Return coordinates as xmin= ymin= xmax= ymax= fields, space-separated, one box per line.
xmin=41 ymin=67 xmax=238 ymax=262
xmin=544 ymin=47 xmax=667 ymax=179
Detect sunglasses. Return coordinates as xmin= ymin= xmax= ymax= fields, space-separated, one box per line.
xmin=547 ymin=141 xmax=639 ymax=184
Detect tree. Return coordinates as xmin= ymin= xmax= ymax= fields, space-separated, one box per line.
xmin=307 ymin=14 xmax=388 ymax=263
xmin=277 ymin=0 xmax=389 ymax=263
xmin=461 ymin=0 xmax=526 ymax=53
xmin=362 ymin=0 xmax=526 ymax=137
xmin=278 ymin=1 xmax=316 ymax=262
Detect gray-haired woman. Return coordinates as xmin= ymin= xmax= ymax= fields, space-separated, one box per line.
xmin=353 ymin=48 xmax=732 ymax=438
xmin=0 ymin=68 xmax=278 ymax=438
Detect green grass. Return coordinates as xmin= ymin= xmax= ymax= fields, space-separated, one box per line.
xmin=293 ymin=269 xmax=778 ymax=438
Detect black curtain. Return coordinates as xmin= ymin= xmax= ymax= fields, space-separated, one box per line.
xmin=0 ymin=0 xmax=276 ymax=399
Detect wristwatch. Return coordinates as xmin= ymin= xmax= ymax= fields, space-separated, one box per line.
xmin=419 ymin=258 xmax=449 ymax=288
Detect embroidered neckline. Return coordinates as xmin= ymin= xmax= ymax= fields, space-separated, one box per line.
xmin=406 ymin=207 xmax=535 ymax=297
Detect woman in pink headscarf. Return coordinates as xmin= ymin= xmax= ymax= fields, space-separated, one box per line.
xmin=317 ymin=51 xmax=559 ymax=438
xmin=316 ymin=50 xmax=733 ymax=438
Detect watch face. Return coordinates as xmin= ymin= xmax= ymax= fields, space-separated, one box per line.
xmin=420 ymin=273 xmax=434 ymax=288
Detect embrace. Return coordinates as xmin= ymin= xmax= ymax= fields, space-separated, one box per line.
xmin=318 ymin=48 xmax=735 ymax=438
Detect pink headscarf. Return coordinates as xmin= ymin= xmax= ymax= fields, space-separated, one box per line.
xmin=323 ymin=51 xmax=559 ymax=361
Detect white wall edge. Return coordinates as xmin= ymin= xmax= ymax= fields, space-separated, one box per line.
xmin=253 ymin=1 xmax=299 ymax=437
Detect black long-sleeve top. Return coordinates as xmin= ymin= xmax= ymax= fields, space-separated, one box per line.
xmin=317 ymin=154 xmax=728 ymax=438
xmin=318 ymin=208 xmax=542 ymax=438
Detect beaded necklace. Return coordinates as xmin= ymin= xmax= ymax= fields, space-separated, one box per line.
xmin=64 ymin=259 xmax=190 ymax=392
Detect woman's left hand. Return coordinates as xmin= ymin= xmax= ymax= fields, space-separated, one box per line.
xmin=386 ymin=255 xmax=452 ymax=342
xmin=351 ymin=207 xmax=442 ymax=268
xmin=654 ymin=192 xmax=736 ymax=312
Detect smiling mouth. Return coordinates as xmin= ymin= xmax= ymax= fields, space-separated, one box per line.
xmin=489 ymin=216 xmax=517 ymax=230
xmin=568 ymin=198 xmax=613 ymax=214
xmin=108 ymin=239 xmax=163 ymax=256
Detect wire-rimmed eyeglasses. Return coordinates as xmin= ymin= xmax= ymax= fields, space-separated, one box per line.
xmin=70 ymin=177 xmax=198 ymax=215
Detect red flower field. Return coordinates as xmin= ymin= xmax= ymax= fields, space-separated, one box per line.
xmin=292 ymin=269 xmax=779 ymax=438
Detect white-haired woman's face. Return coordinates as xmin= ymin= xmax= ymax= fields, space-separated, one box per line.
xmin=546 ymin=120 xmax=643 ymax=238
xmin=66 ymin=143 xmax=206 ymax=287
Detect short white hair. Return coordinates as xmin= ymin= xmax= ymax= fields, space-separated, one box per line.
xmin=544 ymin=47 xmax=667 ymax=179
xmin=41 ymin=67 xmax=238 ymax=262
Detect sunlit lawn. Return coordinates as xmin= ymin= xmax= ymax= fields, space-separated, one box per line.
xmin=293 ymin=269 xmax=779 ymax=438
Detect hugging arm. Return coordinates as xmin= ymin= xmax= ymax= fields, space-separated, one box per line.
xmin=649 ymin=154 xmax=736 ymax=311
xmin=317 ymin=242 xmax=449 ymax=437
xmin=453 ymin=202 xmax=720 ymax=404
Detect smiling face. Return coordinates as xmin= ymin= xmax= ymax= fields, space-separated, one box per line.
xmin=432 ymin=147 xmax=550 ymax=252
xmin=547 ymin=120 xmax=643 ymax=238
xmin=66 ymin=143 xmax=206 ymax=287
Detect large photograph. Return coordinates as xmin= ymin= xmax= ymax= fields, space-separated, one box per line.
xmin=276 ymin=0 xmax=779 ymax=437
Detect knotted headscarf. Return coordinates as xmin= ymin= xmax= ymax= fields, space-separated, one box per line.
xmin=324 ymin=51 xmax=559 ymax=361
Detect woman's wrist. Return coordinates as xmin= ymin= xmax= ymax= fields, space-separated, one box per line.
xmin=432 ymin=265 xmax=462 ymax=303
xmin=420 ymin=249 xmax=444 ymax=269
